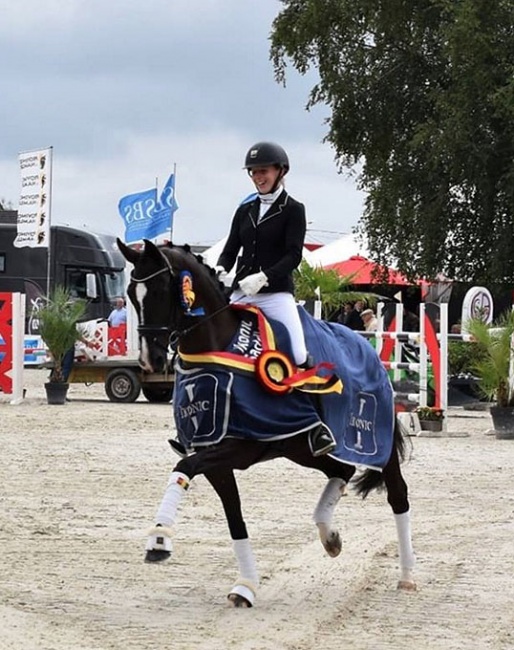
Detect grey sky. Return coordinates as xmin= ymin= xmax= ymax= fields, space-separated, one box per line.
xmin=0 ymin=0 xmax=365 ymax=246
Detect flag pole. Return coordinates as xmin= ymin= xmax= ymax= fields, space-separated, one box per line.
xmin=46 ymin=146 xmax=54 ymax=297
xmin=171 ymin=162 xmax=176 ymax=240
xmin=154 ymin=176 xmax=159 ymax=244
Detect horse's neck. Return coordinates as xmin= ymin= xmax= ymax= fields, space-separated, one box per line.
xmin=179 ymin=305 xmax=239 ymax=354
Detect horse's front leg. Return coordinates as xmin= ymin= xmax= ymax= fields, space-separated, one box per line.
xmin=206 ymin=468 xmax=259 ymax=608
xmin=145 ymin=440 xmax=263 ymax=606
xmin=145 ymin=469 xmax=190 ymax=562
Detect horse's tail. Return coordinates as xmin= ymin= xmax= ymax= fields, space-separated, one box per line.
xmin=352 ymin=418 xmax=409 ymax=499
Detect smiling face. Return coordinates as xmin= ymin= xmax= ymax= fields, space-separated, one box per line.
xmin=248 ymin=165 xmax=282 ymax=194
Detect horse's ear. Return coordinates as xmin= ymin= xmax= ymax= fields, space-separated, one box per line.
xmin=117 ymin=238 xmax=140 ymax=265
xmin=143 ymin=239 xmax=165 ymax=264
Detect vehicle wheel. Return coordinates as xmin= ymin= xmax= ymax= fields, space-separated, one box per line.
xmin=105 ymin=368 xmax=141 ymax=403
xmin=142 ymin=385 xmax=174 ymax=403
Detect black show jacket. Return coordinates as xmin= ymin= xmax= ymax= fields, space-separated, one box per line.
xmin=217 ymin=191 xmax=306 ymax=295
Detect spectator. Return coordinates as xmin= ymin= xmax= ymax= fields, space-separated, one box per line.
xmin=337 ymin=302 xmax=353 ymax=325
xmin=361 ymin=308 xmax=378 ymax=332
xmin=108 ymin=297 xmax=127 ymax=327
xmin=345 ymin=299 xmax=365 ymax=330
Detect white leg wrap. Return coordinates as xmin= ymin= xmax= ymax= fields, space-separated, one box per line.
xmin=155 ymin=471 xmax=190 ymax=527
xmin=394 ymin=510 xmax=416 ymax=583
xmin=230 ymin=538 xmax=259 ymax=604
xmin=232 ymin=538 xmax=259 ymax=586
xmin=313 ymin=477 xmax=346 ymax=524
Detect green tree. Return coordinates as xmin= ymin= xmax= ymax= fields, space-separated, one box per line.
xmin=271 ymin=0 xmax=514 ymax=284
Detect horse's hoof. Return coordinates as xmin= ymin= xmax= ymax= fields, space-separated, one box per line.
xmin=227 ymin=593 xmax=252 ymax=608
xmin=144 ymin=549 xmax=171 ymax=563
xmin=228 ymin=580 xmax=256 ymax=607
xmin=397 ymin=580 xmax=417 ymax=591
xmin=144 ymin=525 xmax=173 ymax=562
xmin=317 ymin=523 xmax=342 ymax=558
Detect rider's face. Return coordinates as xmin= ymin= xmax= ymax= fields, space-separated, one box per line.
xmin=249 ymin=166 xmax=281 ymax=194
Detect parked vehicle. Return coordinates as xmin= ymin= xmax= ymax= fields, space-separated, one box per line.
xmin=0 ymin=209 xmax=126 ymax=329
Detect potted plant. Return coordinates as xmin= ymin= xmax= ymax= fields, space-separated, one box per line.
xmin=465 ymin=310 xmax=514 ymax=439
xmin=36 ymin=286 xmax=87 ymax=404
xmin=415 ymin=406 xmax=444 ymax=432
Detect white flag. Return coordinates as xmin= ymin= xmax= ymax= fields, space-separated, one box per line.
xmin=14 ymin=147 xmax=52 ymax=249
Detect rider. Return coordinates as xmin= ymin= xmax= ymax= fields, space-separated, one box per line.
xmin=215 ymin=141 xmax=335 ymax=456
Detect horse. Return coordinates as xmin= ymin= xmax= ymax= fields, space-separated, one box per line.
xmin=117 ymin=238 xmax=416 ymax=607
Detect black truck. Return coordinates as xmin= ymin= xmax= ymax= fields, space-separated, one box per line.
xmin=0 ymin=208 xmax=126 ymax=325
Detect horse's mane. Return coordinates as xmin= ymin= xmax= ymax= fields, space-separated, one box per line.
xmin=161 ymin=242 xmax=229 ymax=303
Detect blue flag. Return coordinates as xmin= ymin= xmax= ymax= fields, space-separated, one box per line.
xmin=118 ymin=173 xmax=179 ymax=244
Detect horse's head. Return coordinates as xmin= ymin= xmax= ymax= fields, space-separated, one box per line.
xmin=117 ymin=238 xmax=232 ymax=372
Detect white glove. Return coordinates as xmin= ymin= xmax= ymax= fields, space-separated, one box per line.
xmin=239 ymin=271 xmax=268 ymax=296
xmin=214 ymin=265 xmax=228 ymax=283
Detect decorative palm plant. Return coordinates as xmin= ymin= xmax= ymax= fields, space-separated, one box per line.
xmin=465 ymin=310 xmax=514 ymax=408
xmin=294 ymin=260 xmax=375 ymax=321
xmin=36 ymin=286 xmax=87 ymax=383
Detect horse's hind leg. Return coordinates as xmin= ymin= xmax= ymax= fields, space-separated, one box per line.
xmin=281 ymin=437 xmax=354 ymax=558
xmin=205 ymin=468 xmax=259 ymax=608
xmin=382 ymin=442 xmax=416 ymax=591
xmin=313 ymin=477 xmax=347 ymax=557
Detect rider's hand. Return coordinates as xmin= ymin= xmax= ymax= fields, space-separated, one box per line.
xmin=239 ymin=271 xmax=268 ymax=296
xmin=214 ymin=265 xmax=228 ymax=283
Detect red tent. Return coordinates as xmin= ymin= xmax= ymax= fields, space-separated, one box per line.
xmin=324 ymin=255 xmax=411 ymax=285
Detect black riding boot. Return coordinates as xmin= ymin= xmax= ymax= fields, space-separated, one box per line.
xmin=309 ymin=422 xmax=337 ymax=457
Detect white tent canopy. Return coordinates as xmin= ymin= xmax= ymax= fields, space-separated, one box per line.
xmin=306 ymin=233 xmax=369 ymax=268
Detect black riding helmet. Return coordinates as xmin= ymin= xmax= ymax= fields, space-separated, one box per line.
xmin=244 ymin=142 xmax=290 ymax=173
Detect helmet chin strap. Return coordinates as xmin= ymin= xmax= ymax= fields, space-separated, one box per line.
xmin=256 ymin=167 xmax=285 ymax=195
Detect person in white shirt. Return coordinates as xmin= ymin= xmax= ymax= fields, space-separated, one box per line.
xmin=108 ymin=297 xmax=127 ymax=327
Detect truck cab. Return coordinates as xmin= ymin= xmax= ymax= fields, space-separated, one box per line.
xmin=0 ymin=209 xmax=126 ymax=328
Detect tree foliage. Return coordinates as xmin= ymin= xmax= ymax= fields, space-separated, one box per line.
xmin=271 ymin=0 xmax=514 ymax=284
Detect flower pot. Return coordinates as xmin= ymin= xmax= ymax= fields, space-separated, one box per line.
xmin=490 ymin=405 xmax=514 ymax=440
xmin=44 ymin=382 xmax=69 ymax=405
xmin=419 ymin=419 xmax=443 ymax=432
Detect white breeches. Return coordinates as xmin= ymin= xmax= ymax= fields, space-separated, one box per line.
xmin=230 ymin=290 xmax=308 ymax=366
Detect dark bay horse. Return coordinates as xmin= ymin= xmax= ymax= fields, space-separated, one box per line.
xmin=118 ymin=238 xmax=416 ymax=606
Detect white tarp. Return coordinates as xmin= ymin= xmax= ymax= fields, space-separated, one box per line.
xmin=306 ymin=233 xmax=369 ymax=268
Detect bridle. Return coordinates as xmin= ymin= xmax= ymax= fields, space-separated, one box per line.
xmin=130 ymin=252 xmax=232 ymax=348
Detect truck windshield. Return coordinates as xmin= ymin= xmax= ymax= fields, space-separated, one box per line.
xmin=104 ymin=270 xmax=126 ymax=300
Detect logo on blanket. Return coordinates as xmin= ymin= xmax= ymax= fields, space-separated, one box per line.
xmin=344 ymin=392 xmax=379 ymax=456
xmin=227 ymin=316 xmax=263 ymax=359
xmin=174 ymin=369 xmax=233 ymax=448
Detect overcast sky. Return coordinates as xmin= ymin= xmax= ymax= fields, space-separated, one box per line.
xmin=0 ymin=0 xmax=365 ymax=246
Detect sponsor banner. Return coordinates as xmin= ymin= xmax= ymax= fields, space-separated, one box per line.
xmin=14 ymin=148 xmax=52 ymax=249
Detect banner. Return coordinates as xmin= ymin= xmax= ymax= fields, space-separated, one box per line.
xmin=118 ymin=172 xmax=178 ymax=245
xmin=14 ymin=147 xmax=52 ymax=249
